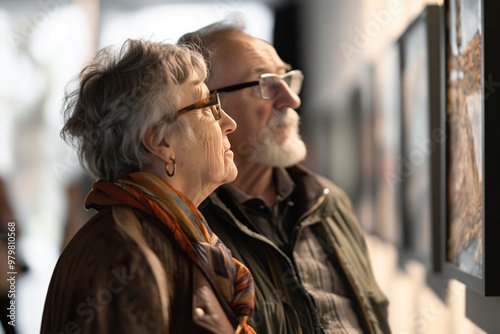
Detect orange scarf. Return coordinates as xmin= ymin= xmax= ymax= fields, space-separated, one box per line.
xmin=86 ymin=172 xmax=255 ymax=333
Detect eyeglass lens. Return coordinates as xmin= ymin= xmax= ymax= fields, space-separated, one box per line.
xmin=260 ymin=72 xmax=303 ymax=99
xmin=211 ymin=93 xmax=222 ymax=120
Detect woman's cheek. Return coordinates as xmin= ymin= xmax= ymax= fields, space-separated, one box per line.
xmin=202 ymin=125 xmax=225 ymax=181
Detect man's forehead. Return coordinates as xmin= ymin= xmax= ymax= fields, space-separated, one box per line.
xmin=217 ymin=33 xmax=289 ymax=72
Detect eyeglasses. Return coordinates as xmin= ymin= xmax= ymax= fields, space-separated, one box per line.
xmin=162 ymin=91 xmax=222 ymax=122
xmin=210 ymin=70 xmax=304 ymax=100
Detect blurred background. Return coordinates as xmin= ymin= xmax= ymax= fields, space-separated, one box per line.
xmin=0 ymin=0 xmax=498 ymax=333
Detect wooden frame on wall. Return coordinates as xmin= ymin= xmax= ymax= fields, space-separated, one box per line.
xmin=441 ymin=0 xmax=500 ymax=296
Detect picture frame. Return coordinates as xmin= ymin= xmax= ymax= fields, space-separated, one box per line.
xmin=441 ymin=0 xmax=500 ymax=296
xmin=372 ymin=43 xmax=404 ymax=247
xmin=353 ymin=65 xmax=377 ymax=235
xmin=398 ymin=5 xmax=442 ymax=268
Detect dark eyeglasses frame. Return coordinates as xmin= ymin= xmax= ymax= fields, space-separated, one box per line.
xmin=161 ymin=91 xmax=222 ymax=122
xmin=210 ymin=70 xmax=303 ymax=100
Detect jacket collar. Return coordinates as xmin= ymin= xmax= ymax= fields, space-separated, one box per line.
xmin=202 ymin=165 xmax=338 ymax=261
xmin=209 ymin=164 xmax=335 ymax=223
xmin=222 ymin=167 xmax=294 ymax=205
xmin=285 ymin=164 xmax=326 ymax=217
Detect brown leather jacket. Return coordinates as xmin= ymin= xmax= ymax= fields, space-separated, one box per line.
xmin=41 ymin=205 xmax=238 ymax=333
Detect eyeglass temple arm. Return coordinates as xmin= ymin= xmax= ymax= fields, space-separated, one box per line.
xmin=210 ymin=81 xmax=259 ymax=94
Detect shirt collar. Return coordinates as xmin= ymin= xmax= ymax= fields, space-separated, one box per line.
xmin=223 ymin=167 xmax=295 ymax=204
xmin=274 ymin=167 xmax=294 ymax=200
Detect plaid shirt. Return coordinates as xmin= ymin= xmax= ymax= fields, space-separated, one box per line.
xmin=225 ymin=168 xmax=363 ymax=333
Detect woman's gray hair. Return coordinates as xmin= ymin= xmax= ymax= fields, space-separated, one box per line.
xmin=61 ymin=39 xmax=207 ymax=180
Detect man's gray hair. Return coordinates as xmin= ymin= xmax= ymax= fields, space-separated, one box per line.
xmin=61 ymin=39 xmax=207 ymax=180
xmin=177 ymin=18 xmax=245 ymax=66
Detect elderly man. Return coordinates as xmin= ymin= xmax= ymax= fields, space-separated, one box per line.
xmin=179 ymin=21 xmax=390 ymax=334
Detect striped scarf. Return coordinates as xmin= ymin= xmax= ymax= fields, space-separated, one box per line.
xmin=85 ymin=172 xmax=255 ymax=333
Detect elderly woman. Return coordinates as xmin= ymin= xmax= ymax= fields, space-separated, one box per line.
xmin=41 ymin=39 xmax=255 ymax=334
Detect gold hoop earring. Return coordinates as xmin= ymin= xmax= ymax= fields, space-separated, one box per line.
xmin=165 ymin=158 xmax=176 ymax=177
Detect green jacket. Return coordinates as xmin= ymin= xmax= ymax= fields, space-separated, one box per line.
xmin=200 ymin=165 xmax=390 ymax=334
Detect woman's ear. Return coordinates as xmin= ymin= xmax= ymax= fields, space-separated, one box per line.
xmin=142 ymin=129 xmax=172 ymax=162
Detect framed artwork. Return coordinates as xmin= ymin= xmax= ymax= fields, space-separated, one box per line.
xmin=372 ymin=44 xmax=404 ymax=246
xmin=335 ymin=70 xmax=378 ymax=235
xmin=327 ymin=85 xmax=362 ymax=204
xmin=398 ymin=5 xmax=441 ymax=267
xmin=353 ymin=65 xmax=377 ymax=235
xmin=441 ymin=0 xmax=500 ymax=296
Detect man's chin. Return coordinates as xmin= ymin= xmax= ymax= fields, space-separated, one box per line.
xmin=250 ymin=138 xmax=307 ymax=168
xmin=273 ymin=125 xmax=292 ymax=145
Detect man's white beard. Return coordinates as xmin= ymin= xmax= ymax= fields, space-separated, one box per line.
xmin=250 ymin=108 xmax=307 ymax=167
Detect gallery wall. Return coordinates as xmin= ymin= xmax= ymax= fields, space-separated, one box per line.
xmin=296 ymin=0 xmax=500 ymax=333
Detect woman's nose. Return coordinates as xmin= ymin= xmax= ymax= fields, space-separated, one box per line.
xmin=220 ymin=109 xmax=237 ymax=134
